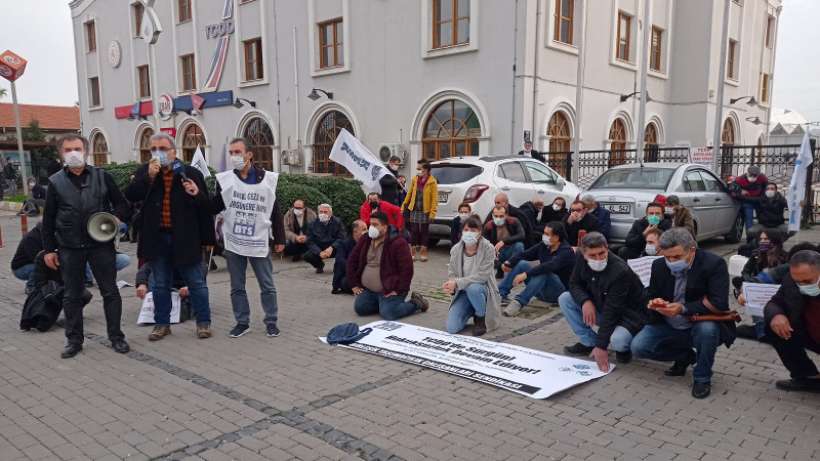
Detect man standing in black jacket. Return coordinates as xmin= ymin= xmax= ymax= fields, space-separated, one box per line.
xmin=304 ymin=203 xmax=347 ymax=273
xmin=378 ymin=156 xmax=403 ymax=206
xmin=631 ymin=228 xmax=734 ymax=399
xmin=518 ymin=141 xmax=546 ymax=163
xmin=559 ymin=232 xmax=646 ymax=370
xmin=619 ymin=202 xmax=672 ymax=260
xmin=125 ymin=132 xmax=215 ymax=342
xmin=764 ymin=250 xmax=820 ymax=393
xmin=42 ymin=134 xmax=131 ymax=358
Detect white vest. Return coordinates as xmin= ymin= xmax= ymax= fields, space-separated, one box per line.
xmin=216 ymin=169 xmax=278 ymax=258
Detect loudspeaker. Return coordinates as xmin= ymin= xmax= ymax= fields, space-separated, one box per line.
xmin=87 ymin=212 xmax=119 ymax=243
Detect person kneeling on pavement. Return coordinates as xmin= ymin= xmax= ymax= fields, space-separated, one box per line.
xmin=764 ymin=249 xmax=820 ymax=393
xmin=631 ymin=228 xmax=735 ymax=399
xmin=332 ymin=220 xmax=368 ymax=294
xmin=135 ymin=264 xmax=193 ymax=323
xmin=442 ymin=216 xmax=501 ymax=336
xmin=498 ymin=221 xmax=575 ymax=317
xmin=347 ymin=212 xmax=429 ymax=320
xmin=558 ymin=232 xmax=646 ymax=371
xmin=21 ymin=251 xmax=93 ymax=332
xmin=483 ymin=205 xmax=526 ymax=279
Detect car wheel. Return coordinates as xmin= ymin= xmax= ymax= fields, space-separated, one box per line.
xmin=724 ymin=214 xmax=743 ymax=243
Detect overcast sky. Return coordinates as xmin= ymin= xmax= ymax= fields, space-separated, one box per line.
xmin=0 ymin=0 xmax=818 ymax=123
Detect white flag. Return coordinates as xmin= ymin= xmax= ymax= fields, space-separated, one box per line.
xmin=786 ymin=131 xmax=813 ymax=232
xmin=191 ymin=145 xmax=211 ymax=178
xmin=329 ymin=129 xmax=388 ymax=193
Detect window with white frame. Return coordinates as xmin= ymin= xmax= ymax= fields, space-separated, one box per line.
xmin=432 ymin=0 xmax=470 ymax=49
xmin=616 ymin=11 xmax=632 ymax=62
xmin=553 ymin=0 xmax=574 ymax=45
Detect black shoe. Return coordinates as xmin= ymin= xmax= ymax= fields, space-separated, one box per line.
xmin=111 ymin=339 xmax=130 ymax=354
xmin=692 ymin=382 xmax=711 ymax=399
xmin=665 ymin=350 xmax=696 ymax=377
xmin=331 ymin=288 xmax=343 ymax=294
xmin=316 ymin=265 xmax=324 ymax=274
xmin=564 ymin=343 xmax=594 ymax=356
xmin=61 ymin=343 xmax=82 ymax=359
xmin=473 ymin=316 xmax=487 ymax=337
xmin=228 ymin=324 xmax=250 ymax=338
xmin=775 ymin=378 xmax=820 ymax=393
xmin=209 ymin=259 xmax=218 ymax=271
xmin=266 ymin=324 xmax=280 ymax=337
xmin=495 ymin=269 xmax=504 ymax=280
xmin=292 ymin=254 xmax=303 ymax=262
xmin=736 ymin=324 xmax=757 ymax=340
xmin=615 ymin=351 xmax=632 ymax=364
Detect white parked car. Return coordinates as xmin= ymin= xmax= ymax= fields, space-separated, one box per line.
xmin=427 ymin=156 xmax=581 ymax=244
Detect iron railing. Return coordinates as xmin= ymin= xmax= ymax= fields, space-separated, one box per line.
xmin=546 ymin=147 xmax=691 ymax=189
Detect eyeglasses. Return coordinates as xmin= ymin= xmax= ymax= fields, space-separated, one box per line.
xmin=570 ymin=208 xmax=584 ymax=212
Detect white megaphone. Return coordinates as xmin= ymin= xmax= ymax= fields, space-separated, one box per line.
xmin=87 ymin=212 xmax=120 ymax=243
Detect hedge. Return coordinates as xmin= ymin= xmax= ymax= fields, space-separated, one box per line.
xmin=101 ymin=163 xmax=364 ymax=226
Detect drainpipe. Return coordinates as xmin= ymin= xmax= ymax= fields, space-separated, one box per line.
xmin=711 ymin=0 xmax=731 ymax=173
xmin=529 ymin=0 xmax=542 ymax=150
xmin=510 ymin=0 xmax=519 ymax=153
xmin=571 ymin=0 xmax=588 ymax=182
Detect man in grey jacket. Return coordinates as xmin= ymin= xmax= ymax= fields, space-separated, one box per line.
xmin=283 ymin=199 xmax=317 ymax=261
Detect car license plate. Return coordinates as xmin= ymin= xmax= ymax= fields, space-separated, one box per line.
xmin=601 ymin=203 xmax=631 ymax=214
xmin=438 ymin=191 xmax=450 ymax=203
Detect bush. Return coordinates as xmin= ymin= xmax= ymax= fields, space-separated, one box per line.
xmin=4 ymin=194 xmax=27 ymax=203
xmin=102 ymin=162 xmax=217 ymax=193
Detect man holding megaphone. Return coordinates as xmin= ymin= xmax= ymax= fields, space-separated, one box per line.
xmin=42 ymin=134 xmax=132 ymax=359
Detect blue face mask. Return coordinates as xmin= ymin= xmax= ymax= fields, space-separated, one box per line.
xmin=798 ymin=278 xmax=820 ymax=297
xmin=151 ymin=149 xmax=170 ymax=167
xmin=665 ymin=257 xmax=689 ymax=275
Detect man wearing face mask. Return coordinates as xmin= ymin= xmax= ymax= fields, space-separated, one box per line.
xmin=42 ymin=134 xmax=131 ymax=358
xmin=348 ymin=212 xmax=429 ymax=320
xmin=733 ymin=165 xmax=768 ymax=230
xmin=378 ymin=156 xmax=403 ymax=207
xmin=450 ymin=203 xmax=473 ymax=245
xmin=283 ymin=199 xmax=317 ymax=261
xmin=755 ymin=183 xmax=788 ymax=233
xmin=520 ymin=196 xmax=550 ymax=246
xmin=642 ymin=227 xmax=662 ymax=257
xmin=359 ymin=192 xmax=404 ymax=230
xmin=125 ymin=133 xmax=215 ymax=341
xmin=304 ymin=204 xmax=346 ymax=273
xmin=764 ymin=250 xmax=820 ymax=393
xmin=631 ymin=228 xmax=734 ymax=399
xmin=332 ymin=220 xmax=368 ymax=294
xmin=483 ymin=205 xmax=526 ymax=279
xmin=559 ymin=232 xmax=646 ymax=370
xmin=209 ymin=138 xmax=286 ymax=338
xmin=562 ymin=200 xmax=600 ymax=247
xmin=620 ymin=202 xmax=671 ymax=260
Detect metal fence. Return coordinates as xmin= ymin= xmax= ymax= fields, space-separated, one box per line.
xmin=546 ymin=147 xmax=691 ymax=189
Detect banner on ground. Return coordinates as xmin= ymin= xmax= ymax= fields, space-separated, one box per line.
xmin=741 ymin=282 xmax=781 ymax=317
xmin=787 ymin=132 xmax=814 ymax=232
xmin=321 ymin=321 xmax=613 ymax=399
xmin=138 ymin=292 xmax=182 ymax=325
xmin=627 ymin=256 xmax=662 ymax=287
xmin=329 ymin=128 xmax=388 ymax=193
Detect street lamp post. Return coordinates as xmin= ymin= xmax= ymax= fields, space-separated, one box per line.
xmin=0 ymin=49 xmax=30 ymax=196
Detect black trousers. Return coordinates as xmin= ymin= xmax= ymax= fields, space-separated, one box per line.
xmin=59 ymin=245 xmax=124 ymax=345
xmin=303 ymin=247 xmax=336 ymax=270
xmin=766 ymin=324 xmax=820 ymax=379
xmin=332 ymin=246 xmax=350 ymax=291
xmin=284 ymin=241 xmax=308 ymax=257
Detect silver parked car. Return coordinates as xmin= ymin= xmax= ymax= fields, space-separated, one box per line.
xmin=427 ymin=156 xmax=581 ymax=243
xmin=584 ymin=163 xmax=743 ymax=244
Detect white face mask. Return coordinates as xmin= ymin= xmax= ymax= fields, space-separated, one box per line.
xmin=63 ymin=150 xmax=86 ymax=168
xmin=318 ymin=213 xmax=331 ymax=223
xmin=552 ymin=203 xmax=562 ymax=212
xmin=645 ymin=244 xmax=657 ymax=256
xmin=797 ymin=277 xmax=820 ymax=297
xmin=368 ymin=225 xmax=381 ymax=239
xmin=748 ymin=175 xmax=758 ymax=182
xmin=458 ymin=213 xmax=470 ymax=221
xmin=492 ymin=217 xmax=505 ymax=226
xmin=587 ymin=258 xmax=608 ymax=272
xmin=461 ymin=231 xmax=478 ymax=246
xmin=293 ymin=208 xmax=304 ymax=217
xmin=231 ymin=155 xmax=246 ymax=171
xmin=765 ymin=190 xmax=776 ymax=198
xmin=542 ymin=235 xmax=552 ymax=246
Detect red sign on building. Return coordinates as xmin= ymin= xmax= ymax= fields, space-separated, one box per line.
xmin=0 ymin=50 xmax=27 ymax=82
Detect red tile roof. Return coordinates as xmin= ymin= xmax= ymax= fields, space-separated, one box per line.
xmin=0 ymin=103 xmax=80 ymax=131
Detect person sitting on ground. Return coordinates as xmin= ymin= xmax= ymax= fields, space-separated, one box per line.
xmin=734 ymin=165 xmax=768 ymax=230
xmin=359 ymin=192 xmax=404 ymax=231
xmin=581 ymin=194 xmax=611 ymax=241
xmin=558 ymin=232 xmax=647 ymax=370
xmin=20 ymin=250 xmax=92 ymax=333
xmin=543 ymin=196 xmax=569 ymax=224
xmin=619 ymin=202 xmax=672 ymax=260
xmin=764 ymin=249 xmax=820 ymax=394
xmin=483 ymin=205 xmax=526 ymax=279
xmin=520 ymin=196 xmax=550 ymax=247
xmin=733 ymin=228 xmax=789 ymax=342
xmin=642 ymin=227 xmax=663 ymax=257
xmin=562 ymin=200 xmax=600 ymax=247
xmin=347 ymin=212 xmax=429 ymax=320
xmin=283 ymin=199 xmax=317 ymax=261
xmin=304 ymin=203 xmax=346 ymax=274
xmin=443 ymin=215 xmax=501 ymax=336
xmin=332 ymin=220 xmax=368 ymax=295
xmin=485 ymin=192 xmax=534 ymax=246
xmin=450 ymin=203 xmax=473 ymax=245
xmin=135 ymin=263 xmax=192 ymax=323
xmin=499 ymin=221 xmax=575 ymax=317
xmin=666 ymin=195 xmax=695 ymax=238
xmin=631 ymin=228 xmax=734 ymax=399
xmin=755 ymin=182 xmax=788 ymax=234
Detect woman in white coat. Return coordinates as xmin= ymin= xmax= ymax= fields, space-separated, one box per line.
xmin=443 ymin=215 xmax=502 ymax=336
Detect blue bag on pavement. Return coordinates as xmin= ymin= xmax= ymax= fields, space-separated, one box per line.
xmin=326 ymin=323 xmax=372 ymax=345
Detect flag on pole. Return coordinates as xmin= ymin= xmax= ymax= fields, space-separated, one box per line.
xmin=191 ymin=145 xmax=211 ymax=178
xmin=787 ymin=131 xmax=814 ymax=232
xmin=329 ymin=129 xmax=388 ymax=193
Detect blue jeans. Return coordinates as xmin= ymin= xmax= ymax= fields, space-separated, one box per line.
xmin=557 ymin=292 xmax=634 ymax=352
xmin=499 ymin=260 xmax=565 ymax=304
xmin=741 ymin=202 xmax=758 ymax=229
xmin=498 ymin=242 xmax=525 ymax=266
xmin=631 ymin=322 xmax=721 ymax=384
xmin=354 ymin=289 xmax=419 ymax=320
xmin=446 ymin=283 xmax=488 ymax=334
xmin=85 ymin=253 xmax=131 ymax=282
xmin=224 ymin=250 xmax=278 ymax=327
xmin=13 ymin=264 xmax=36 ymax=292
xmin=151 ymin=234 xmax=211 ymax=326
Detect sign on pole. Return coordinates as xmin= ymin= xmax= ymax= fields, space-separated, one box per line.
xmin=690 ymin=147 xmax=713 ymax=167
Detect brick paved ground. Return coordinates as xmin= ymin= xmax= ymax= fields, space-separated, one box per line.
xmin=0 ymin=211 xmax=818 ymax=460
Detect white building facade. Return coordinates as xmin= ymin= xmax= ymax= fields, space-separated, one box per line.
xmin=70 ymin=0 xmax=782 ymax=180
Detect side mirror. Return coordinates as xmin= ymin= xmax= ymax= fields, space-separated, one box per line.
xmin=556 ymin=178 xmax=566 ymax=188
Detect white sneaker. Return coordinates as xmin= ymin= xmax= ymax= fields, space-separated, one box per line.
xmin=503 ymin=300 xmax=523 ymax=317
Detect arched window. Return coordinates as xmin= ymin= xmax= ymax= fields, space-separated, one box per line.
xmin=720 ymin=118 xmax=736 ymax=179
xmin=643 ymin=122 xmax=659 ymax=162
xmin=181 ymin=123 xmax=206 ymax=162
xmin=243 ymin=117 xmax=275 ymax=171
xmin=721 ymin=118 xmax=735 ymax=145
xmin=547 ymin=111 xmax=572 ymax=177
xmin=313 ymin=110 xmax=354 ymax=175
xmin=138 ymin=127 xmax=154 ymax=163
xmin=421 ymin=99 xmax=480 ymax=161
xmin=608 ymin=118 xmax=628 ymax=166
xmin=91 ymin=132 xmax=109 ymax=166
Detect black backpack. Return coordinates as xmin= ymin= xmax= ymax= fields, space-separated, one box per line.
xmin=326 ymin=323 xmax=372 ymax=345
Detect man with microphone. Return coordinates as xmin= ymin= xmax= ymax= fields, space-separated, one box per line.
xmin=125 ymin=133 xmax=215 ymax=341
xmin=42 ymin=134 xmax=131 ymax=358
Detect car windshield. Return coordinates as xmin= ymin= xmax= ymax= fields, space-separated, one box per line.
xmin=589 ymin=168 xmax=675 ymax=190
xmin=430 ymin=164 xmax=483 ymax=184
